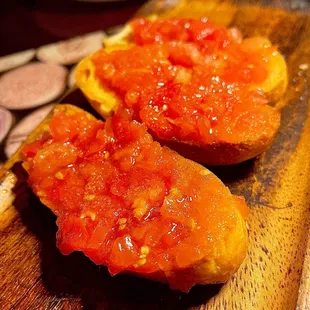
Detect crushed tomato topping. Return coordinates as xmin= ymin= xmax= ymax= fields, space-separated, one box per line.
xmin=22 ymin=109 xmax=248 ymax=291
xmin=92 ymin=18 xmax=278 ymax=145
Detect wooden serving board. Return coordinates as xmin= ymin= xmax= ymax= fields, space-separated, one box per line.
xmin=1 ymin=2 xmax=310 ymax=309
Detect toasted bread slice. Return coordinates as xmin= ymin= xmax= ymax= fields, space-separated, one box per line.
xmin=75 ymin=18 xmax=282 ymax=165
xmin=20 ymin=104 xmax=249 ymax=292
xmin=76 ymin=54 xmax=280 ymax=165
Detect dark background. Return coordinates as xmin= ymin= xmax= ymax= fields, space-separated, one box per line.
xmin=0 ymin=0 xmax=146 ymax=56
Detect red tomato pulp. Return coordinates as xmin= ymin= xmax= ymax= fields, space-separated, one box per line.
xmin=92 ymin=18 xmax=278 ymax=147
xmin=22 ymin=109 xmax=248 ymax=291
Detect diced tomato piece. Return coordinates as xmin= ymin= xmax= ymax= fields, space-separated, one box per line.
xmin=49 ymin=111 xmax=79 ymax=142
xmin=56 ymin=216 xmax=89 ymax=255
xmin=109 ymin=235 xmax=139 ymax=273
xmin=22 ymin=140 xmax=45 ymax=158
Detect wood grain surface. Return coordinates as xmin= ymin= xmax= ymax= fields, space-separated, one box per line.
xmin=1 ymin=1 xmax=310 ymax=309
